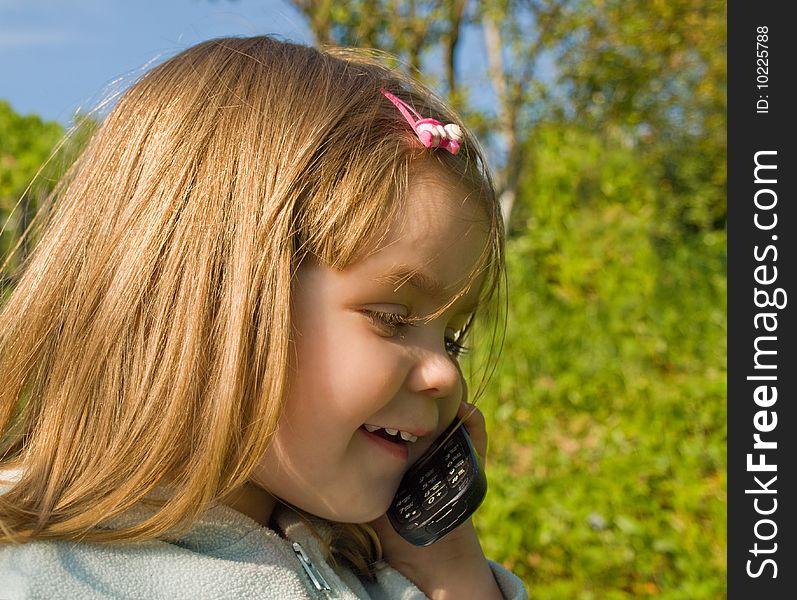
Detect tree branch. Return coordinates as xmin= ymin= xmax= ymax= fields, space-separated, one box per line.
xmin=482 ymin=12 xmax=518 ymax=231
xmin=444 ymin=0 xmax=467 ymax=98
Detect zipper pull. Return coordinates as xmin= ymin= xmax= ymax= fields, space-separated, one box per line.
xmin=293 ymin=541 xmax=335 ymax=597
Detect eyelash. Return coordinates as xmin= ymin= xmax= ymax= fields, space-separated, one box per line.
xmin=364 ymin=310 xmax=471 ymax=358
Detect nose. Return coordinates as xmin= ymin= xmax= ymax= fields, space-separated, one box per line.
xmin=405 ymin=343 xmax=464 ymax=402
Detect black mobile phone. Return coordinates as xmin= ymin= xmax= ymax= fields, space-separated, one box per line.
xmin=387 ymin=419 xmax=487 ymax=546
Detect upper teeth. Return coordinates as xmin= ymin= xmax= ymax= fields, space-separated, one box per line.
xmin=364 ymin=424 xmax=418 ymax=443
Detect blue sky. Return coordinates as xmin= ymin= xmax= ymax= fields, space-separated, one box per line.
xmin=0 ymin=0 xmax=316 ymax=124
xmin=1 ymin=0 xmax=512 ymax=170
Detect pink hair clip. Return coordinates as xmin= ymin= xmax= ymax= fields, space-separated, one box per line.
xmin=381 ymin=89 xmax=463 ymax=155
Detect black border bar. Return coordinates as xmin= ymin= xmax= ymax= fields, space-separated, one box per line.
xmin=728 ymin=2 xmax=796 ymax=596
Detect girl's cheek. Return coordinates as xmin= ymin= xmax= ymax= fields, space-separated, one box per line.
xmin=336 ymin=342 xmax=406 ymax=388
xmin=347 ymin=322 xmax=407 ymax=360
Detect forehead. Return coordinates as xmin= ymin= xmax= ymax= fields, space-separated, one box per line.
xmin=393 ymin=168 xmax=489 ymax=239
xmin=358 ymin=168 xmax=491 ymax=307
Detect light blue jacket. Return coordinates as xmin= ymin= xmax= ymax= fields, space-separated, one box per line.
xmin=0 ymin=501 xmax=528 ymax=599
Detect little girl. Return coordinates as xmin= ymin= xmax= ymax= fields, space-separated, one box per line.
xmin=0 ymin=36 xmax=525 ymax=599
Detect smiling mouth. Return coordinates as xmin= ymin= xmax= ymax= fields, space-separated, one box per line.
xmin=362 ymin=424 xmax=420 ymax=443
xmin=360 ymin=425 xmax=409 ymax=444
xmin=359 ymin=425 xmax=410 ymax=461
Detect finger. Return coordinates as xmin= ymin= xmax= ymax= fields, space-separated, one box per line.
xmin=456 ymin=399 xmax=488 ymax=461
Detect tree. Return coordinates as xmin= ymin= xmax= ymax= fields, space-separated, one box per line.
xmin=290 ymin=0 xmax=565 ymax=234
xmin=0 ymin=102 xmax=96 ymax=288
xmin=0 ymin=101 xmax=64 ymax=283
xmin=544 ymin=0 xmax=727 ymax=231
xmin=286 ymin=0 xmax=725 ymax=236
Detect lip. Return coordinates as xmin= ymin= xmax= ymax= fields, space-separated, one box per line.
xmin=359 ymin=426 xmax=410 ymax=462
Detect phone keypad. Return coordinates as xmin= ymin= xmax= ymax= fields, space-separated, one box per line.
xmin=389 ymin=426 xmax=483 ymax=541
xmin=448 ymin=462 xmax=467 ymax=487
xmin=394 ymin=438 xmax=474 ymax=522
xmin=444 ymin=440 xmax=471 ymax=489
xmin=423 ymin=480 xmax=447 ymax=508
xmin=394 ymin=491 xmax=422 ymax=526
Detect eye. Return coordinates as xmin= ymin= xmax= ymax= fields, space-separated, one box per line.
xmin=445 ymin=314 xmax=474 ymax=359
xmin=362 ymin=309 xmax=474 ymax=359
xmin=362 ymin=309 xmax=417 ymax=337
xmin=445 ymin=334 xmax=470 ymax=359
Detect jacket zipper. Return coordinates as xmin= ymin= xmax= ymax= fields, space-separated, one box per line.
xmin=293 ymin=541 xmax=337 ymax=599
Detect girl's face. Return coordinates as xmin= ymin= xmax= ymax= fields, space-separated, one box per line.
xmin=251 ymin=166 xmax=490 ymax=523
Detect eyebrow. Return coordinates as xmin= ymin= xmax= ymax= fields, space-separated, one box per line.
xmin=374 ymin=267 xmax=479 ymax=312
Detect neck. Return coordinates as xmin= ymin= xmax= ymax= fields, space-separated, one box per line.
xmin=221 ymin=481 xmax=279 ymax=529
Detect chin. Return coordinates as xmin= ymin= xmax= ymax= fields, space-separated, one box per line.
xmin=333 ymin=506 xmax=391 ymax=524
xmin=314 ymin=496 xmax=394 ymax=524
xmin=274 ymin=479 xmax=398 ymax=524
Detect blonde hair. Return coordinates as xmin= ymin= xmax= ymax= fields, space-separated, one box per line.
xmin=0 ymin=35 xmax=504 ymax=577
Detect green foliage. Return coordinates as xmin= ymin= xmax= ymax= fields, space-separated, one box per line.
xmin=0 ymin=100 xmax=64 ymax=278
xmin=0 ymin=100 xmax=65 ymax=200
xmin=551 ymin=0 xmax=725 ymax=133
xmin=0 ymin=102 xmax=96 ymax=282
xmin=548 ymin=0 xmax=727 ymax=231
xmin=468 ymin=123 xmax=725 ymax=598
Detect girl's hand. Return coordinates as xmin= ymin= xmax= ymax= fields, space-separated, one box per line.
xmin=366 ymin=397 xmax=503 ymax=599
xmin=456 ymin=396 xmax=488 ymax=462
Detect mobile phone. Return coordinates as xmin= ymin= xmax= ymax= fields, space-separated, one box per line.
xmin=387 ymin=419 xmax=487 ymax=546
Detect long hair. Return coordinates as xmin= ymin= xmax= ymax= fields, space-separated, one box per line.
xmin=0 ymin=35 xmax=505 ymax=577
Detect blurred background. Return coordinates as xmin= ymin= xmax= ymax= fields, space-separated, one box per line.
xmin=1 ymin=1 xmax=726 ymax=597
